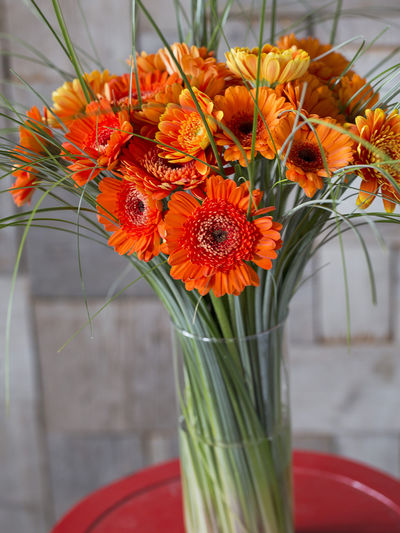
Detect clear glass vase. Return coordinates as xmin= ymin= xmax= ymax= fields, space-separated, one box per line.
xmin=172 ymin=324 xmax=293 ymax=533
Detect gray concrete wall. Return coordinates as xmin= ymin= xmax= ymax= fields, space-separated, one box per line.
xmin=1 ymin=1 xmax=400 ymax=531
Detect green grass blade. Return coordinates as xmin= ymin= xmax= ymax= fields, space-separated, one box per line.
xmin=330 ymin=0 xmax=343 ymax=44
xmin=77 ymin=0 xmax=104 ymax=69
xmin=51 ymin=0 xmax=93 ymax=102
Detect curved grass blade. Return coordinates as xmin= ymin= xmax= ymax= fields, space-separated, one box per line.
xmin=51 ymin=0 xmax=94 ymax=102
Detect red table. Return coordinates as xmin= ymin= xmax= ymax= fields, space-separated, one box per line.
xmin=51 ymin=450 xmax=400 ymax=533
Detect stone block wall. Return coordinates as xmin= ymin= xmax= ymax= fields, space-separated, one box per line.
xmin=0 ymin=1 xmax=400 ymax=531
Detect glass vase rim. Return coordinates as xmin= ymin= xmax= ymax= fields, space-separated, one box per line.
xmin=171 ymin=321 xmax=284 ymax=343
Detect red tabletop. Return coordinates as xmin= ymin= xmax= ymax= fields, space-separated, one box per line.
xmin=51 ymin=450 xmax=400 ymax=533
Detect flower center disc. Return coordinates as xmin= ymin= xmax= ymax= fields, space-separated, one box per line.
xmin=290 ymin=141 xmax=323 ymax=171
xmin=118 ymin=185 xmax=147 ymax=228
xmin=183 ymin=200 xmax=259 ymax=270
xmin=88 ymin=127 xmax=112 ymax=153
xmin=196 ymin=215 xmax=239 ymax=258
xmin=179 ymin=114 xmax=209 ymax=152
xmin=230 ymin=113 xmax=260 ymax=147
xmin=238 ymin=121 xmax=254 ymax=136
xmin=212 ymin=228 xmax=228 ymax=243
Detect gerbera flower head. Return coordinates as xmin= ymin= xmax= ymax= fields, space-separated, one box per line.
xmin=277 ymin=34 xmax=349 ymax=82
xmin=18 ymin=106 xmax=53 ymax=154
xmin=156 ymin=87 xmax=223 ymax=174
xmin=277 ymin=73 xmax=343 ymax=121
xmin=49 ymin=69 xmax=114 ymax=127
xmin=128 ymin=51 xmax=166 ymax=75
xmin=136 ymin=82 xmax=184 ymax=136
xmin=155 ymin=42 xmax=238 ymax=98
xmin=274 ymin=115 xmax=354 ymax=197
xmin=164 ymin=175 xmax=282 ymax=297
xmin=97 ymin=176 xmax=164 ymax=261
xmin=351 ymin=108 xmax=400 ymax=212
xmin=214 ymin=85 xmax=290 ymax=165
xmin=226 ymin=44 xmax=310 ymax=86
xmin=156 ymin=43 xmax=213 ymax=75
xmin=182 ymin=55 xmax=239 ymax=98
xmin=62 ymin=99 xmax=133 ymax=186
xmin=121 ymin=138 xmax=212 ymax=199
xmin=10 ymin=107 xmax=54 ymax=207
xmin=336 ymin=72 xmax=379 ymax=122
xmin=11 ymin=166 xmax=38 ymax=206
xmin=103 ymin=70 xmax=180 ymax=109
xmin=10 ymin=148 xmax=40 ymax=206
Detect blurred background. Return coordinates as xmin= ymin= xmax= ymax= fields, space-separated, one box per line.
xmin=0 ymin=0 xmax=400 ymax=531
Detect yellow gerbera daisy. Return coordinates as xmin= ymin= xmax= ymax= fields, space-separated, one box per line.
xmin=226 ymin=44 xmax=309 ymax=86
xmin=50 ymin=69 xmax=114 ymax=127
xmin=277 ymin=33 xmax=349 ymax=82
xmin=351 ymin=108 xmax=400 ymax=212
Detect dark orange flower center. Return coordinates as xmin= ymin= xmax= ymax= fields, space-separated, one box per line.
xmin=238 ymin=121 xmax=254 ymax=135
xmin=117 ymin=183 xmax=148 ymax=229
xmin=212 ymin=228 xmax=228 ymax=243
xmin=290 ymin=141 xmax=323 ymax=171
xmin=182 ymin=199 xmax=260 ymax=270
xmin=228 ymin=112 xmax=261 ymax=147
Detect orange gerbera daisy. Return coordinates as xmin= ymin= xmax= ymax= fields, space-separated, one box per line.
xmin=164 ymin=175 xmax=282 ymax=297
xmin=156 ymin=87 xmax=223 ymax=174
xmin=277 ymin=73 xmax=343 ymax=121
xmin=182 ymin=55 xmax=238 ymax=98
xmin=137 ymin=82 xmax=183 ymax=136
xmin=103 ymin=70 xmax=180 ymax=108
xmin=18 ymin=106 xmax=53 ymax=153
xmin=351 ymin=108 xmax=400 ymax=212
xmin=97 ymin=176 xmax=164 ymax=260
xmin=10 ymin=106 xmax=54 ymax=206
xmin=129 ymin=51 xmax=166 ymax=75
xmin=274 ymin=116 xmax=354 ymax=197
xmin=154 ymin=42 xmax=237 ymax=98
xmin=121 ymin=138 xmax=212 ymax=199
xmin=226 ymin=44 xmax=309 ymax=86
xmin=277 ymin=34 xmax=349 ymax=82
xmin=214 ymin=85 xmax=290 ymax=165
xmin=11 ymin=167 xmax=37 ymax=206
xmin=10 ymin=148 xmax=40 ymax=206
xmin=62 ymin=99 xmax=133 ymax=186
xmin=156 ymin=43 xmax=213 ymax=75
xmin=336 ymin=72 xmax=379 ymax=122
xmin=50 ymin=69 xmax=114 ymax=127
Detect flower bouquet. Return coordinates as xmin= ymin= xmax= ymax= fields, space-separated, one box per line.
xmin=2 ymin=1 xmax=400 ymax=532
